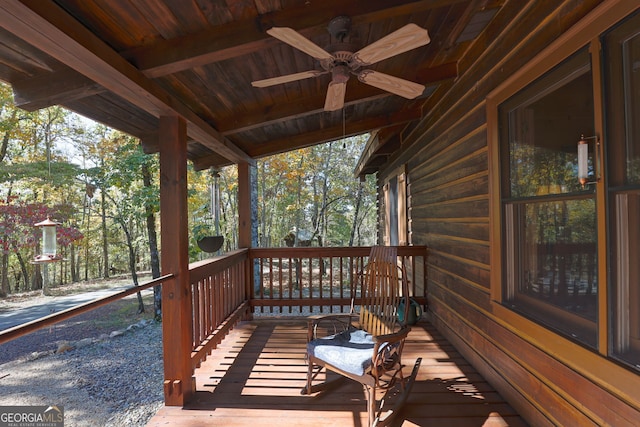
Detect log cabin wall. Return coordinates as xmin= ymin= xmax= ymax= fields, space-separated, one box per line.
xmin=378 ymin=1 xmax=640 ymax=425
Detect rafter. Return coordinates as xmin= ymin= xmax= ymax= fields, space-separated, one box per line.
xmin=354 ymin=125 xmax=405 ymax=177
xmin=242 ymin=106 xmax=422 ymax=160
xmin=11 ymin=67 xmax=104 ymax=111
xmin=220 ymin=62 xmax=457 ymax=135
xmin=0 ymin=0 xmax=252 ymax=165
xmin=122 ymin=0 xmax=468 ymax=78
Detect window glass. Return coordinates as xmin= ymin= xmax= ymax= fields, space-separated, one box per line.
xmin=501 ymin=49 xmax=595 ymax=198
xmin=506 ymin=199 xmax=597 ymax=346
xmin=499 ymin=47 xmax=598 ymax=348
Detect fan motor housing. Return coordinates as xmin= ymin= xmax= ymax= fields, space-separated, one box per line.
xmin=327 ymin=15 xmax=351 ymax=41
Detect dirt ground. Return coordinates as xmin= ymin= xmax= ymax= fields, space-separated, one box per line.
xmin=0 ymin=273 xmax=155 ymax=364
xmin=0 ymin=274 xmax=164 ymax=427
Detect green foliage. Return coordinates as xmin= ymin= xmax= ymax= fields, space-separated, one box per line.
xmin=253 ymin=134 xmax=377 ymax=248
xmin=0 ymin=79 xmax=378 ymax=293
xmin=0 ymin=161 xmax=80 ymax=185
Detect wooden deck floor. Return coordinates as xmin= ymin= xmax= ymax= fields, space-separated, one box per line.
xmin=146 ymin=319 xmax=527 ymax=426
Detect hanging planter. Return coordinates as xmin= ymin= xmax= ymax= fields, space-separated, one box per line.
xmin=197 ymin=235 xmax=224 ymax=253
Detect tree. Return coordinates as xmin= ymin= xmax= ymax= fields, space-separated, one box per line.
xmin=253 ymin=134 xmax=375 ymax=248
xmin=99 ymin=135 xmax=157 ymax=313
xmin=0 ymin=200 xmax=83 ymax=296
xmin=142 ymin=158 xmax=161 ymax=320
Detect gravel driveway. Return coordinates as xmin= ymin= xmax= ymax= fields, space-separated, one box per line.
xmin=0 ymin=298 xmax=164 ymax=426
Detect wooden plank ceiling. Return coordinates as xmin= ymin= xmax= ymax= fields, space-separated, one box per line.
xmin=0 ymin=0 xmax=503 ymax=171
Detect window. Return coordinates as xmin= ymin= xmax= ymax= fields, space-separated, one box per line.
xmin=498 ymin=47 xmax=598 ymax=348
xmin=491 ymin=6 xmax=640 ymax=370
xmin=604 ymin=11 xmax=640 ymax=368
xmin=383 ymin=166 xmax=407 ymax=246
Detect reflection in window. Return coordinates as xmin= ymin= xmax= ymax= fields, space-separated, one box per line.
xmin=506 ymin=199 xmax=597 ymax=346
xmin=499 ymin=47 xmax=598 ymax=348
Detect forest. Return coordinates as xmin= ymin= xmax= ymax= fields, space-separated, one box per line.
xmin=0 ymin=82 xmax=377 ymax=298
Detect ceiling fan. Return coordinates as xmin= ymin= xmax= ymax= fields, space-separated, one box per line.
xmin=252 ymin=16 xmax=431 ymax=111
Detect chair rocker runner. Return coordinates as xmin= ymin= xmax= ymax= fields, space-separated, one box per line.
xmin=301 ymin=246 xmax=422 ymax=427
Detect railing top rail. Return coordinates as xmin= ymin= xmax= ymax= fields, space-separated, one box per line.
xmin=189 ymin=249 xmax=248 ymax=283
xmin=249 ymin=245 xmax=427 ymax=258
xmin=0 ymin=273 xmax=174 ymax=345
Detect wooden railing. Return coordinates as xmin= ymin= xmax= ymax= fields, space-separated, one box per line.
xmin=189 ymin=249 xmax=250 ymax=368
xmin=0 ymin=273 xmax=173 ymax=345
xmin=188 ymin=246 xmax=427 ymax=367
xmin=248 ymin=246 xmax=428 ymax=315
xmin=2 ymin=246 xmax=426 ymax=382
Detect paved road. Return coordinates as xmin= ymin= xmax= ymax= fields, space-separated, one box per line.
xmin=0 ymin=285 xmax=148 ymax=331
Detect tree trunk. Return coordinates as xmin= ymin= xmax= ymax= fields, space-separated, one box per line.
xmin=349 ymin=181 xmax=364 ymax=246
xmin=0 ymin=110 xmax=16 ymax=163
xmin=32 ymin=264 xmax=42 ymax=290
xmin=0 ymin=253 xmax=9 ymax=297
xmin=121 ymin=219 xmax=144 ymax=313
xmin=101 ymin=174 xmax=109 ymax=279
xmin=142 ymin=162 xmax=162 ymax=321
xmin=0 ymin=114 xmax=15 ymax=297
xmin=70 ymin=243 xmax=78 ymax=282
xmin=13 ymin=243 xmax=30 ymax=292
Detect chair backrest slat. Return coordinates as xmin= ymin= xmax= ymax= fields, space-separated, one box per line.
xmin=358 ymin=246 xmax=408 ymax=335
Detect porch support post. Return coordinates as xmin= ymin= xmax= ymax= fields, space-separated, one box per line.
xmin=158 ymin=115 xmax=194 ymax=406
xmin=237 ymin=161 xmax=255 ymax=248
xmin=238 ymin=161 xmax=258 ymax=304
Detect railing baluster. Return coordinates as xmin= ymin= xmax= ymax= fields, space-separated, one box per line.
xmin=268 ymin=256 xmax=273 ymax=314
xmin=329 ymin=256 xmax=334 ymax=313
xmin=318 ymin=256 xmax=323 ymax=314
xmin=259 ymin=257 xmax=265 ymax=314
xmin=245 ymin=246 xmax=426 ymax=316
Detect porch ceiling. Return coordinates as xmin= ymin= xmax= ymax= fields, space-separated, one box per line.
xmin=0 ymin=0 xmax=503 ymax=171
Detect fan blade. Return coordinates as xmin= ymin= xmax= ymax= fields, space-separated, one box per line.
xmin=353 ymin=24 xmax=430 ymax=66
xmin=358 ymin=70 xmax=425 ymax=99
xmin=252 ymin=70 xmax=327 ymax=88
xmin=267 ymin=27 xmax=334 ymax=61
xmin=324 ymin=81 xmax=346 ymax=111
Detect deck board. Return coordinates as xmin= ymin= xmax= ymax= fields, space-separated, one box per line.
xmin=146 ymin=319 xmax=528 ymax=426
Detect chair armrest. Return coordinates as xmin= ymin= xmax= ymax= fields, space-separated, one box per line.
xmin=370 ymin=325 xmax=411 ymax=380
xmin=372 ymin=325 xmax=411 ymax=345
xmin=307 ymin=314 xmax=359 ymax=341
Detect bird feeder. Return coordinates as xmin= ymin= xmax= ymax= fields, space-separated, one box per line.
xmin=33 ymin=217 xmax=61 ymax=263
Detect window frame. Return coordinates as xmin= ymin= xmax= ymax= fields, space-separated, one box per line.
xmin=487 ymin=0 xmax=639 ymax=393
xmin=602 ymin=11 xmax=640 ymax=367
xmin=383 ymin=164 xmax=408 ymax=246
xmin=497 ymin=45 xmax=599 ymax=348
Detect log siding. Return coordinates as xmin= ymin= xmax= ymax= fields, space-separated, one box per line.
xmin=378 ymin=0 xmax=640 ymax=425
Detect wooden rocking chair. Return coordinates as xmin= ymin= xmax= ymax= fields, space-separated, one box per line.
xmin=301 ymin=246 xmax=421 ymax=427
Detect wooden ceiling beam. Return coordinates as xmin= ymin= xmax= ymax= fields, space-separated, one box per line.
xmin=354 ymin=125 xmax=405 ymax=177
xmin=123 ymin=0 xmax=468 ymax=78
xmin=221 ymin=62 xmax=458 ymax=135
xmin=191 ymin=153 xmax=234 ymax=171
xmin=0 ymin=0 xmax=252 ymax=165
xmin=220 ymin=90 xmax=388 ymax=136
xmin=246 ymin=106 xmax=422 ymax=158
xmin=11 ymin=67 xmax=105 ymax=111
